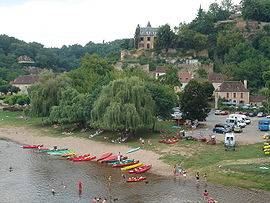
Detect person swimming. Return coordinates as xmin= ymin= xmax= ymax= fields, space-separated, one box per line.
xmin=9 ymin=166 xmax=13 ymax=172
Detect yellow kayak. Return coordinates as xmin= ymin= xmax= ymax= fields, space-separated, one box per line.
xmin=263 ymin=145 xmax=270 ymax=149
xmin=61 ymin=152 xmax=76 ymax=157
xmin=264 ymin=143 xmax=269 ymax=145
xmin=265 ymin=152 xmax=270 ymax=154
xmin=121 ymin=163 xmax=143 ymax=171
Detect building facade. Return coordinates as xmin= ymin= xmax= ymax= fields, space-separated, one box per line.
xmin=11 ymin=75 xmax=39 ymax=94
xmin=214 ymin=81 xmax=249 ymax=108
xmin=137 ymin=22 xmax=158 ymax=49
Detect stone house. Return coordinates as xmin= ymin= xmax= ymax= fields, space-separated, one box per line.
xmin=177 ymin=72 xmax=192 ymax=88
xmin=11 ymin=75 xmax=39 ymax=94
xmin=214 ymin=81 xmax=249 ymax=108
xmin=207 ymin=73 xmax=226 ymax=90
xmin=137 ymin=22 xmax=158 ymax=49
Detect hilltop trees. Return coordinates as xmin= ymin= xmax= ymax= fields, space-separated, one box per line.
xmin=91 ymin=77 xmax=155 ymax=134
xmin=241 ymin=0 xmax=270 ymax=22
xmin=155 ymin=24 xmax=176 ymax=50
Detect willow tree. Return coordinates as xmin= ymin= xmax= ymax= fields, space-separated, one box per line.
xmin=91 ymin=77 xmax=155 ymax=134
xmin=27 ymin=71 xmax=72 ymax=117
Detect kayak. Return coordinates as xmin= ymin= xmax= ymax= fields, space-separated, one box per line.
xmin=158 ymin=139 xmax=170 ymax=143
xmin=45 ymin=148 xmax=68 ymax=152
xmin=109 ymin=159 xmax=135 ymax=165
xmin=126 ymin=147 xmax=140 ymax=154
xmin=47 ymin=150 xmax=72 ymax=155
xmin=129 ymin=165 xmax=152 ymax=174
xmin=73 ymin=156 xmax=96 ymax=161
xmin=121 ymin=163 xmax=143 ymax=171
xmin=66 ymin=154 xmax=77 ymax=159
xmin=69 ymin=154 xmax=90 ymax=160
xmin=112 ymin=160 xmax=139 ymax=167
xmin=97 ymin=153 xmax=112 ymax=161
xmin=126 ymin=176 xmax=146 ymax=182
xmin=61 ymin=152 xmax=76 ymax=157
xmin=166 ymin=139 xmax=179 ymax=144
xmin=100 ymin=155 xmax=121 ymax=163
xmin=23 ymin=144 xmax=44 ymax=149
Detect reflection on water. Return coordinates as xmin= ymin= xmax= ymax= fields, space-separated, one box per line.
xmin=0 ymin=139 xmax=269 ymax=203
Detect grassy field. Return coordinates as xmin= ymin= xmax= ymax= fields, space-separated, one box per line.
xmin=0 ymin=109 xmax=269 ymax=191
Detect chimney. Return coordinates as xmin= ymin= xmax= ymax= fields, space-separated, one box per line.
xmin=243 ymin=80 xmax=247 ymax=89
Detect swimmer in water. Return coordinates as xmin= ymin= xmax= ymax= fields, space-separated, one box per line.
xmin=9 ymin=166 xmax=13 ymax=172
xmin=51 ymin=188 xmax=55 ymax=195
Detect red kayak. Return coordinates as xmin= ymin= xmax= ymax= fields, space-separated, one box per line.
xmin=100 ymin=155 xmax=122 ymax=163
xmin=73 ymin=156 xmax=96 ymax=162
xmin=166 ymin=139 xmax=179 ymax=144
xmin=112 ymin=160 xmax=139 ymax=167
xmin=158 ymin=139 xmax=170 ymax=143
xmin=23 ymin=144 xmax=44 ymax=149
xmin=69 ymin=154 xmax=90 ymax=160
xmin=126 ymin=176 xmax=146 ymax=182
xmin=97 ymin=153 xmax=112 ymax=161
xmin=128 ymin=165 xmax=152 ymax=174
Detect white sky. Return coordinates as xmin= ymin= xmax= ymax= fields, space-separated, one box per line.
xmin=0 ymin=0 xmax=241 ymax=48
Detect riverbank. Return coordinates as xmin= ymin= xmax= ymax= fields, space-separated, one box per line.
xmin=0 ymin=126 xmax=172 ymax=176
xmin=0 ymin=110 xmax=270 ymax=192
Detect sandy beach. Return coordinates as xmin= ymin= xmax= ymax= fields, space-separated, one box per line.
xmin=0 ymin=126 xmax=172 ymax=176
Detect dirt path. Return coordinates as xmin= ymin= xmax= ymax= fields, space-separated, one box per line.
xmin=0 ymin=126 xmax=172 ymax=176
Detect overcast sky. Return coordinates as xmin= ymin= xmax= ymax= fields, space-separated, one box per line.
xmin=0 ymin=0 xmax=241 ymax=48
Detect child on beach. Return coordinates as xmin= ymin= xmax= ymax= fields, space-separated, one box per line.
xmin=196 ymin=172 xmax=200 ymax=182
xmin=203 ymin=190 xmax=209 ymax=201
xmin=182 ymin=169 xmax=187 ymax=178
xmin=203 ymin=173 xmax=208 ymax=181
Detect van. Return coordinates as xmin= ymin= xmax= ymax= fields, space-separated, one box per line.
xmin=229 ymin=114 xmax=249 ymax=125
xmin=225 ymin=118 xmax=246 ymax=128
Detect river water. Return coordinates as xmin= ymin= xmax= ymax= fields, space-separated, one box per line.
xmin=0 ymin=139 xmax=269 ymax=203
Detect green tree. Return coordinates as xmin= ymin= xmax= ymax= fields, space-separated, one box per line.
xmin=178 ymin=29 xmax=208 ymax=51
xmin=27 ymin=71 xmax=72 ymax=117
xmin=155 ymin=24 xmax=176 ymax=50
xmin=180 ymin=80 xmax=210 ymax=121
xmin=91 ymin=77 xmax=155 ymax=134
xmin=134 ymin=25 xmax=140 ymax=49
xmin=4 ymin=94 xmax=30 ymax=106
xmin=201 ymin=82 xmax=215 ymax=98
xmin=146 ymin=83 xmax=177 ymax=119
xmin=241 ymin=0 xmax=270 ymax=22
xmin=158 ymin=66 xmax=181 ymax=88
xmin=10 ymin=86 xmax=20 ymax=95
xmin=196 ymin=68 xmax=208 ymax=78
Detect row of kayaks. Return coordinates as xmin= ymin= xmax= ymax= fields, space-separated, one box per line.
xmin=22 ymin=144 xmax=151 ymax=182
xmin=159 ymin=138 xmax=179 ymax=144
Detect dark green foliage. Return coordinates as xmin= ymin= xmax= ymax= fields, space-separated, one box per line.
xmin=201 ymin=82 xmax=215 ymax=98
xmin=180 ymin=80 xmax=210 ymax=121
xmin=241 ymin=0 xmax=270 ymax=22
xmin=146 ymin=83 xmax=177 ymax=119
xmin=158 ymin=66 xmax=181 ymax=88
xmin=155 ymin=24 xmax=177 ymax=50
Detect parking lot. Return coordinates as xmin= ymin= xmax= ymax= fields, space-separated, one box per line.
xmin=193 ymin=110 xmax=267 ymax=145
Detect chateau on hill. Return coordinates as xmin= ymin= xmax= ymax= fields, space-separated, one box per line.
xmin=136 ymin=22 xmax=158 ymax=49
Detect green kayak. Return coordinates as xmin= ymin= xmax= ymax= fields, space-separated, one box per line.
xmin=108 ymin=159 xmax=134 ymax=165
xmin=48 ymin=150 xmax=72 ymax=155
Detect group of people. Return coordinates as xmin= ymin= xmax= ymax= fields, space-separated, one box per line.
xmin=92 ymin=197 xmax=107 ymax=203
xmin=139 ymin=137 xmax=152 ymax=146
xmin=173 ymin=166 xmax=208 ymax=182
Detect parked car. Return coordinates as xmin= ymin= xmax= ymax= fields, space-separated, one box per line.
xmin=213 ymin=127 xmax=231 ymax=134
xmin=248 ymin=112 xmax=257 ymax=117
xmin=214 ymin=123 xmax=234 ymax=131
xmin=257 ymin=112 xmax=266 ymax=117
xmin=220 ymin=111 xmax=229 ymax=115
xmin=214 ymin=110 xmax=222 ymax=115
xmin=233 ymin=126 xmax=242 ymax=133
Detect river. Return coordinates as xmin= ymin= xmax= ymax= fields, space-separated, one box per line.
xmin=0 ymin=139 xmax=269 ymax=203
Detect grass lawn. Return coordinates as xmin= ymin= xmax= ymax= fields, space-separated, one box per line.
xmin=1 ymin=109 xmax=269 ymax=191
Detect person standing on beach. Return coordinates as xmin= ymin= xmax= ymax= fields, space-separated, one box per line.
xmin=173 ymin=165 xmax=177 ymax=176
xmin=196 ymin=172 xmax=200 ymax=183
xmin=108 ymin=176 xmax=112 ymax=186
xmin=203 ymin=173 xmax=208 ymax=181
xmin=78 ymin=181 xmax=82 ymax=192
xmin=203 ymin=189 xmax=209 ymax=201
xmin=182 ymin=169 xmax=187 ymax=178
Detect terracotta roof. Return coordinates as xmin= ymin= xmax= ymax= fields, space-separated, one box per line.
xmin=249 ymin=95 xmax=266 ymax=102
xmin=193 ymin=78 xmax=208 ymax=83
xmin=208 ymin=73 xmax=225 ymax=83
xmin=215 ymin=81 xmax=249 ymax=92
xmin=155 ymin=66 xmax=166 ymax=73
xmin=12 ymin=75 xmax=39 ymax=85
xmin=177 ymin=72 xmax=192 ymax=83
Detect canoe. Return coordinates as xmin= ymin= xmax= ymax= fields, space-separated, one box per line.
xmin=97 ymin=153 xmax=112 ymax=161
xmin=23 ymin=144 xmax=44 ymax=149
xmin=69 ymin=154 xmax=90 ymax=160
xmin=166 ymin=139 xmax=179 ymax=144
xmin=100 ymin=155 xmax=121 ymax=163
xmin=129 ymin=165 xmax=152 ymax=174
xmin=112 ymin=160 xmax=139 ymax=167
xmin=121 ymin=163 xmax=143 ymax=171
xmin=126 ymin=147 xmax=140 ymax=154
xmin=126 ymin=176 xmax=146 ymax=183
xmin=73 ymin=156 xmax=96 ymax=161
xmin=108 ymin=159 xmax=135 ymax=165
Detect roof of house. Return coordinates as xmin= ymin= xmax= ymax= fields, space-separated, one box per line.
xmin=208 ymin=73 xmax=225 ymax=83
xmin=215 ymin=81 xmax=249 ymax=92
xmin=193 ymin=78 xmax=208 ymax=83
xmin=177 ymin=72 xmax=192 ymax=83
xmin=12 ymin=75 xmax=39 ymax=85
xmin=155 ymin=66 xmax=166 ymax=73
xmin=140 ymin=22 xmax=158 ymax=36
xmin=249 ymin=95 xmax=266 ymax=102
